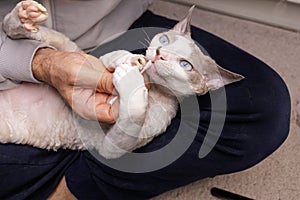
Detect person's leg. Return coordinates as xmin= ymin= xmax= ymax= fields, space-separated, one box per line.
xmin=66 ymin=11 xmax=291 ymax=199
xmin=0 ymin=144 xmax=79 ymax=200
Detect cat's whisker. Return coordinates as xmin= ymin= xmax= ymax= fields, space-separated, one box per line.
xmin=144 ymin=38 xmax=150 ymax=46
xmin=142 ymin=28 xmax=151 ymax=43
xmin=139 ymin=40 xmax=148 ymax=49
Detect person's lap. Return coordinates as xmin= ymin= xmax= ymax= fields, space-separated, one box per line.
xmin=0 ymin=11 xmax=291 ymax=200
xmin=64 ymin=11 xmax=291 ymax=199
xmin=0 ymin=144 xmax=79 ymax=199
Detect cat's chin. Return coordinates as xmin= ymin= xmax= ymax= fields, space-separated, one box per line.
xmin=146 ymin=63 xmax=165 ymax=83
xmin=146 ymin=62 xmax=159 ymax=79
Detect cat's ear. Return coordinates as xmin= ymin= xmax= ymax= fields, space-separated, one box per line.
xmin=204 ymin=62 xmax=245 ymax=91
xmin=172 ymin=5 xmax=195 ymax=34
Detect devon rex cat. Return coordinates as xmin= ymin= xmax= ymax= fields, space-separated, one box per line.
xmin=1 ymin=1 xmax=244 ymax=159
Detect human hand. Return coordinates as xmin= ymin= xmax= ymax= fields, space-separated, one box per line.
xmin=32 ymin=48 xmax=117 ymax=123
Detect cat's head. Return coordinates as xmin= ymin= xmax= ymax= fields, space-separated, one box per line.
xmin=145 ymin=6 xmax=244 ymax=96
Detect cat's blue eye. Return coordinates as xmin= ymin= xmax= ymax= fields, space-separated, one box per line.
xmin=159 ymin=35 xmax=169 ymax=45
xmin=180 ymin=60 xmax=193 ymax=71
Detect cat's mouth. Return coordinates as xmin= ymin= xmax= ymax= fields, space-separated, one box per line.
xmin=146 ymin=61 xmax=168 ymax=85
xmin=145 ymin=60 xmax=163 ymax=77
xmin=150 ymin=62 xmax=158 ymax=74
xmin=141 ymin=57 xmax=158 ymax=74
xmin=145 ymin=48 xmax=166 ymax=78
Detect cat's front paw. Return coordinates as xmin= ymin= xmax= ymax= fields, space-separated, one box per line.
xmin=131 ymin=55 xmax=147 ymax=71
xmin=18 ymin=0 xmax=48 ymax=32
xmin=113 ymin=64 xmax=145 ymax=97
xmin=113 ymin=64 xmax=148 ymax=120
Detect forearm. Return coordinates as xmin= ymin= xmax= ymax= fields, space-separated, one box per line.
xmin=32 ymin=48 xmax=58 ymax=84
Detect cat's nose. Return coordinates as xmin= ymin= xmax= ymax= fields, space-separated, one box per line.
xmin=154 ymin=47 xmax=165 ymax=61
xmin=154 ymin=55 xmax=165 ymax=61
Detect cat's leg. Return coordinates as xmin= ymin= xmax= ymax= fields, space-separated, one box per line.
xmin=93 ymin=64 xmax=149 ymax=159
xmin=3 ymin=0 xmax=80 ymax=52
xmin=36 ymin=26 xmax=81 ymax=52
xmin=113 ymin=64 xmax=148 ymax=122
xmin=2 ymin=1 xmax=47 ymax=39
xmin=135 ymin=93 xmax=178 ymax=148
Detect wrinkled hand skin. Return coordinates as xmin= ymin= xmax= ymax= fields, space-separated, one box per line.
xmin=32 ymin=48 xmax=118 ymax=123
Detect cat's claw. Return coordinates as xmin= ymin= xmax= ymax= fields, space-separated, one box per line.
xmin=131 ymin=56 xmax=147 ymax=71
xmin=18 ymin=0 xmax=48 ymax=32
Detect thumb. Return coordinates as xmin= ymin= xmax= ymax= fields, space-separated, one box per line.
xmin=94 ymin=92 xmax=119 ymax=123
xmin=95 ymin=103 xmax=116 ymax=124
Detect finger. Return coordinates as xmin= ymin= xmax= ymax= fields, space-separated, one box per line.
xmin=94 ymin=92 xmax=110 ymax=104
xmin=106 ymin=66 xmax=115 ymax=73
xmin=95 ymin=104 xmax=116 ymax=124
xmin=74 ymin=54 xmax=114 ymax=92
xmin=94 ymin=93 xmax=118 ymax=123
xmin=97 ymin=71 xmax=114 ymax=94
xmin=70 ymin=89 xmax=114 ymax=121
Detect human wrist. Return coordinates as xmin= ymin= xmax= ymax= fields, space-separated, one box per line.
xmin=32 ymin=48 xmax=56 ymax=84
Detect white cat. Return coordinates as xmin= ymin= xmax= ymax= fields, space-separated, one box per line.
xmin=1 ymin=1 xmax=244 ymax=159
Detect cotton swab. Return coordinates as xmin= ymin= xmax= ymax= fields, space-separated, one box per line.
xmin=108 ymin=61 xmax=152 ymax=105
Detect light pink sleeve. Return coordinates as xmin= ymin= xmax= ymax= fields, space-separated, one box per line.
xmin=0 ymin=29 xmax=52 ymax=90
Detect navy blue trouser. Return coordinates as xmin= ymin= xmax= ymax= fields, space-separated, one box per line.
xmin=0 ymin=11 xmax=291 ymax=200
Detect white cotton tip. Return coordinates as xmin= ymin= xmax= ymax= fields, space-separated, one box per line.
xmin=109 ymin=96 xmax=119 ymax=105
xmin=140 ymin=60 xmax=152 ymax=74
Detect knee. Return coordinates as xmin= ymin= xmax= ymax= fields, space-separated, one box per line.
xmin=248 ymin=77 xmax=291 ymax=166
xmin=259 ymin=88 xmax=291 ymax=159
xmin=241 ymin=110 xmax=290 ymax=171
xmin=261 ymin=125 xmax=289 ymax=160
